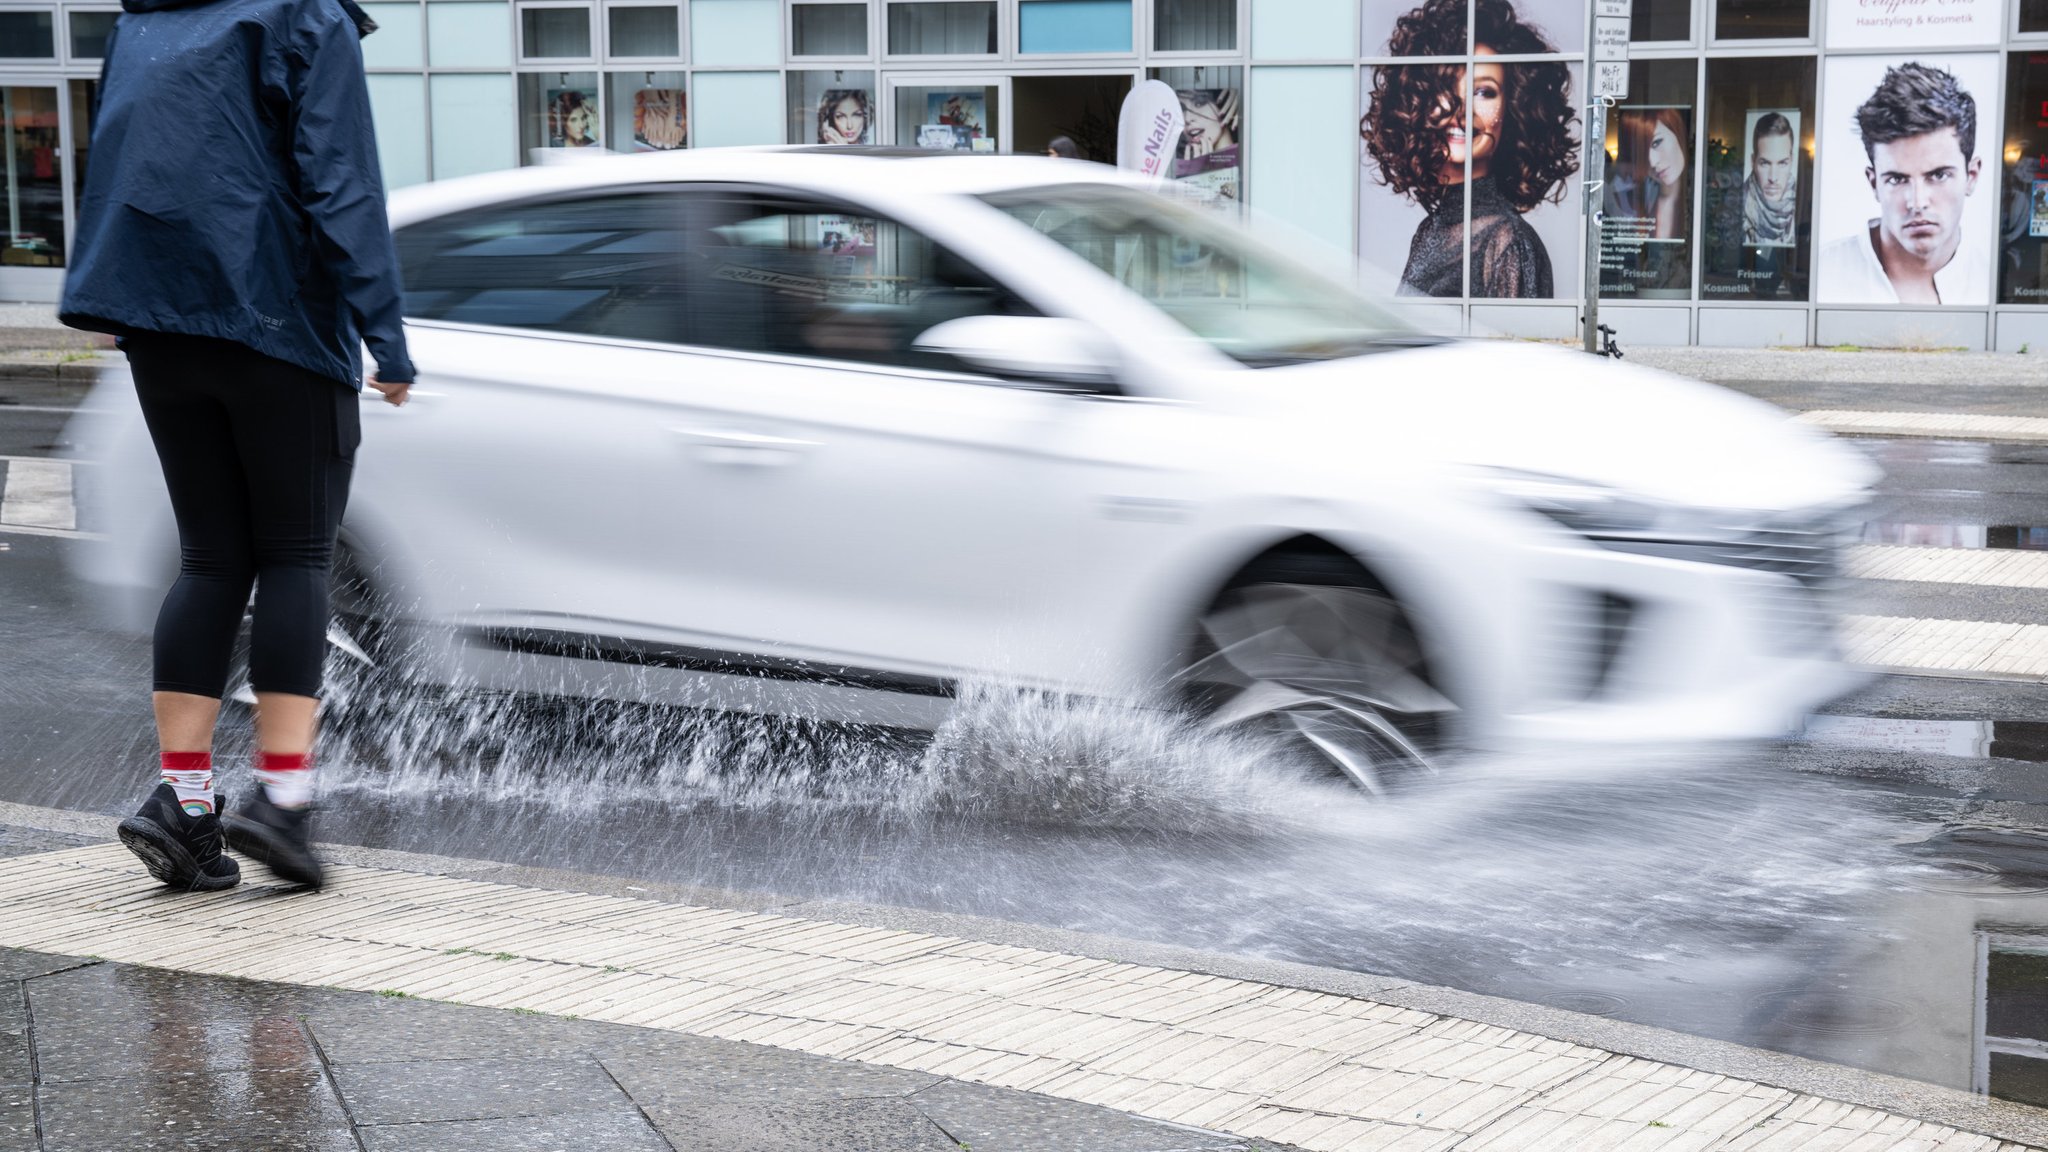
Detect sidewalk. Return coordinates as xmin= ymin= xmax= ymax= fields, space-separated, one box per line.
xmin=1 ymin=802 xmax=2042 ymax=1152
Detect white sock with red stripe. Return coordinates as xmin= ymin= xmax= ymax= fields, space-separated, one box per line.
xmin=161 ymin=751 xmax=214 ymax=816
xmin=255 ymin=751 xmax=314 ymax=809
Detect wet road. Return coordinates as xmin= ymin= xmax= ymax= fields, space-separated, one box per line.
xmin=5 ymin=382 xmax=2048 ymax=1109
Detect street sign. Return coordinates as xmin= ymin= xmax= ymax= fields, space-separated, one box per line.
xmin=1595 ymin=0 xmax=1628 ymax=15
xmin=1594 ymin=15 xmax=1631 ymax=60
xmin=1593 ymin=60 xmax=1630 ymax=97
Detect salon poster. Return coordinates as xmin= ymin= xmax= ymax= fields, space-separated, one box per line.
xmin=1599 ymin=104 xmax=1695 ymax=299
xmin=1173 ymin=88 xmax=1242 ymax=209
xmin=632 ymin=88 xmax=686 ymax=152
xmin=925 ymin=92 xmax=987 ymax=144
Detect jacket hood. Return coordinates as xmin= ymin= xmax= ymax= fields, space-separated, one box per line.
xmin=120 ymin=0 xmax=378 ymax=34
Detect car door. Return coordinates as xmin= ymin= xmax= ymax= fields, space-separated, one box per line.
xmin=643 ymin=185 xmax=1192 ymax=690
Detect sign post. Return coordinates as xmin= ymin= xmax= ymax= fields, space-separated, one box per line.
xmin=1584 ymin=0 xmax=1628 ymax=353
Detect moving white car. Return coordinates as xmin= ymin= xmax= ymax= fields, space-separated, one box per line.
xmin=73 ymin=147 xmax=1878 ymax=789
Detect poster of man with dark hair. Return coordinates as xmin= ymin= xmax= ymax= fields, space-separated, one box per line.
xmin=1742 ymin=109 xmax=1799 ymax=247
xmin=1817 ymin=57 xmax=1997 ymax=305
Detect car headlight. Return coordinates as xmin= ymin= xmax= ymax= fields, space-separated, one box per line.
xmin=1475 ymin=468 xmax=1664 ymax=537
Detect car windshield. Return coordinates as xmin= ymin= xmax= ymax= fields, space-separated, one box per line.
xmin=980 ymin=183 xmax=1427 ymax=367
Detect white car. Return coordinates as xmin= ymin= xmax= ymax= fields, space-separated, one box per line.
xmin=75 ymin=148 xmax=1878 ymax=788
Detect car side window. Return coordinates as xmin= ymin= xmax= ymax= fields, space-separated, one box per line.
xmin=677 ymin=191 xmax=1037 ymax=371
xmin=395 ymin=192 xmax=689 ymax=345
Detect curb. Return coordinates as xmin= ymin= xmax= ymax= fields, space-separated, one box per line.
xmin=0 ymin=797 xmax=2041 ymax=1149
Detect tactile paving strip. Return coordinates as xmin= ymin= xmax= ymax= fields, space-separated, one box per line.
xmin=0 ymin=843 xmax=2032 ymax=1152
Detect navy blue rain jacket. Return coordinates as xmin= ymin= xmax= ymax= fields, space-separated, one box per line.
xmin=58 ymin=0 xmax=414 ymax=386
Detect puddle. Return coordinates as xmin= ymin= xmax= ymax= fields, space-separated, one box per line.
xmin=1859 ymin=523 xmax=2048 ymax=550
xmin=1796 ymin=714 xmax=2048 ymax=764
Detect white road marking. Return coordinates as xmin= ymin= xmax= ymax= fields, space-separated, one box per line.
xmin=1796 ymin=410 xmax=2048 ymax=441
xmin=0 ymin=458 xmax=74 ymax=531
xmin=1846 ymin=544 xmax=2048 ymax=589
xmin=1842 ymin=614 xmax=2048 ymax=679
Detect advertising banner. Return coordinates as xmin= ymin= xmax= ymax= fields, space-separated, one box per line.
xmin=1817 ymin=54 xmax=1999 ymax=306
xmin=631 ymin=89 xmax=686 ymax=151
xmin=816 ymin=88 xmax=872 ymax=145
xmin=1599 ymin=104 xmax=1695 ymax=299
xmin=546 ymin=86 xmax=601 ymax=149
xmin=1826 ymin=0 xmax=2000 ymax=50
xmin=1172 ymin=87 xmax=1241 ymax=208
xmin=1117 ymin=79 xmax=1184 ymax=181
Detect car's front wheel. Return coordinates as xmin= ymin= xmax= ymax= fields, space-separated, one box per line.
xmin=1177 ymin=549 xmax=1453 ymax=794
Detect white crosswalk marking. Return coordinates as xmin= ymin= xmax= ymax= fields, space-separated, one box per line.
xmin=1796 ymin=410 xmax=2048 ymax=441
xmin=1846 ymin=544 xmax=2048 ymax=589
xmin=0 ymin=458 xmax=75 ymax=532
xmin=1841 ymin=615 xmax=2048 ymax=679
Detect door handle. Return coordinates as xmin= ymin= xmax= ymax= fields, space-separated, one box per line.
xmin=670 ymin=425 xmax=820 ymax=466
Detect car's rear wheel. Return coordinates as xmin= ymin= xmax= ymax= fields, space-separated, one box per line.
xmin=1177 ymin=550 xmax=1453 ymax=794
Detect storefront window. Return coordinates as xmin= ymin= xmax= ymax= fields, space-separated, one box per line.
xmin=0 ymin=12 xmax=54 ymax=57
xmin=1018 ymin=0 xmax=1131 ymax=53
xmin=1600 ymin=59 xmax=1696 ymax=300
xmin=1156 ymin=0 xmax=1234 ymax=51
xmin=1700 ymin=55 xmax=1813 ymax=300
xmin=0 ymin=87 xmax=62 ymax=268
xmin=519 ymin=71 xmax=601 ymax=157
xmin=1151 ymin=66 xmax=1241 ymax=211
xmin=789 ymin=70 xmax=875 ymax=143
xmin=1632 ymin=0 xmax=1690 ymax=42
xmin=2024 ymin=0 xmax=2048 ymax=34
xmin=895 ymin=83 xmax=996 ymax=148
xmin=521 ymin=6 xmax=592 ymax=58
xmin=608 ymin=6 xmax=679 ymax=56
xmin=886 ymin=1 xmax=996 ymax=54
xmin=792 ymin=2 xmax=868 ymax=54
xmin=1714 ymin=0 xmax=1807 ymax=39
xmin=607 ymin=71 xmax=685 ymax=149
xmin=66 ymin=10 xmax=112 ymax=58
xmin=2002 ymin=52 xmax=2048 ymax=304
xmin=67 ymin=78 xmax=91 ymax=213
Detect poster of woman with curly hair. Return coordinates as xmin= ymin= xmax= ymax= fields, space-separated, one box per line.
xmin=1359 ymin=0 xmax=1582 ymax=300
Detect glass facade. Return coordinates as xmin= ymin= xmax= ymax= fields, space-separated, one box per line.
xmin=2 ymin=0 xmax=2042 ymax=346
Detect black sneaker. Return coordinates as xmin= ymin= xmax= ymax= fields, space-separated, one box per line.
xmin=117 ymin=783 xmax=241 ymax=892
xmin=222 ymin=789 xmax=325 ymax=890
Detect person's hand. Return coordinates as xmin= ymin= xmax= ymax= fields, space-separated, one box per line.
xmin=368 ymin=373 xmax=411 ymax=407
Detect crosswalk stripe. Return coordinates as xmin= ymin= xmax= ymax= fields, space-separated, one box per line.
xmin=1795 ymin=410 xmax=2048 ymax=441
xmin=0 ymin=458 xmax=74 ymax=531
xmin=1841 ymin=614 xmax=2048 ymax=679
xmin=1845 ymin=544 xmax=2048 ymax=589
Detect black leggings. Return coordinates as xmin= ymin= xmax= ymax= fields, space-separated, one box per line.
xmin=129 ymin=334 xmax=360 ymax=699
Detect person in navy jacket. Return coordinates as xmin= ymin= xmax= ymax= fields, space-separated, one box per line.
xmin=61 ymin=0 xmax=414 ymax=893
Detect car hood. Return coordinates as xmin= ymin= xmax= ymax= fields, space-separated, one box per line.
xmin=1256 ymin=340 xmax=1879 ymax=513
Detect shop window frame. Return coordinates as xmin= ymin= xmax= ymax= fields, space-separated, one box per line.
xmin=1630 ymin=0 xmax=1703 ymax=48
xmin=59 ymin=4 xmax=113 ymax=63
xmin=788 ymin=0 xmax=875 ymax=60
xmin=1015 ymin=0 xmax=1137 ymax=58
xmin=516 ymin=1 xmax=598 ymax=64
xmin=1147 ymin=0 xmax=1239 ymax=57
xmin=0 ymin=6 xmax=60 ymax=62
xmin=604 ymin=1 xmax=685 ymax=63
xmin=1692 ymin=47 xmax=1820 ymax=309
xmin=881 ymin=0 xmax=1002 ymax=61
xmin=1706 ymin=0 xmax=1813 ymax=47
xmin=1977 ymin=931 xmax=2048 ymax=1102
xmin=2015 ymin=0 xmax=2048 ymax=40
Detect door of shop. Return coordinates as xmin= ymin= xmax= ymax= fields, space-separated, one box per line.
xmin=1012 ymin=72 xmax=1134 ymax=162
xmin=884 ymin=74 xmax=1009 ymax=153
xmin=0 ymin=82 xmax=71 ymax=302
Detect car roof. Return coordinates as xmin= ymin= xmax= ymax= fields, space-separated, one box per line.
xmin=386 ymin=146 xmax=1147 ymax=228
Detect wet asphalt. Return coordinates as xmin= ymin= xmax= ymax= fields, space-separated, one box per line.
xmin=5 ymin=373 xmax=2048 ymax=1110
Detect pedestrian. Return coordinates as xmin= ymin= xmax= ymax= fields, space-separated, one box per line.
xmin=59 ymin=0 xmax=414 ymax=891
xmin=1046 ymin=136 xmax=1081 ymax=159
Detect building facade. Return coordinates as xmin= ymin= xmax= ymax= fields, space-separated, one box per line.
xmin=4 ymin=0 xmax=2048 ymax=348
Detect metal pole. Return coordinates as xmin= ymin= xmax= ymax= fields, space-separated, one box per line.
xmin=1582 ymin=95 xmax=1605 ymax=353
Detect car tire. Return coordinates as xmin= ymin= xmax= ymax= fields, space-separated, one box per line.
xmin=1177 ymin=549 xmax=1453 ymax=794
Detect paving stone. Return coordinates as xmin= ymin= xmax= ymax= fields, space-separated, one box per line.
xmin=305 ymin=994 xmax=614 ymax=1064
xmin=908 ymin=1077 xmax=1252 ymax=1151
xmin=599 ymin=1035 xmax=941 ymax=1106
xmin=360 ymin=1109 xmax=674 ymax=1152
xmin=329 ymin=1054 xmax=633 ymax=1125
xmin=0 ymin=947 xmax=95 ymax=982
xmin=642 ymin=1096 xmax=961 ymax=1152
xmin=0 ymin=1081 xmax=33 ymax=1152
xmin=0 ymin=826 xmax=97 ymax=860
xmin=26 ymin=964 xmax=320 ymax=1083
xmin=0 ymin=1029 xmax=27 ymax=1087
xmin=36 ymin=1069 xmax=357 ymax=1151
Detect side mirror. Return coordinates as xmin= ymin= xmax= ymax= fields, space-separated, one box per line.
xmin=913 ymin=315 xmax=1119 ymax=391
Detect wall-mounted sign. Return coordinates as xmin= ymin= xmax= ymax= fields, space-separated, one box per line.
xmin=1594 ymin=15 xmax=1630 ymax=60
xmin=1593 ymin=60 xmax=1630 ymax=97
xmin=1826 ymin=0 xmax=1999 ymax=49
